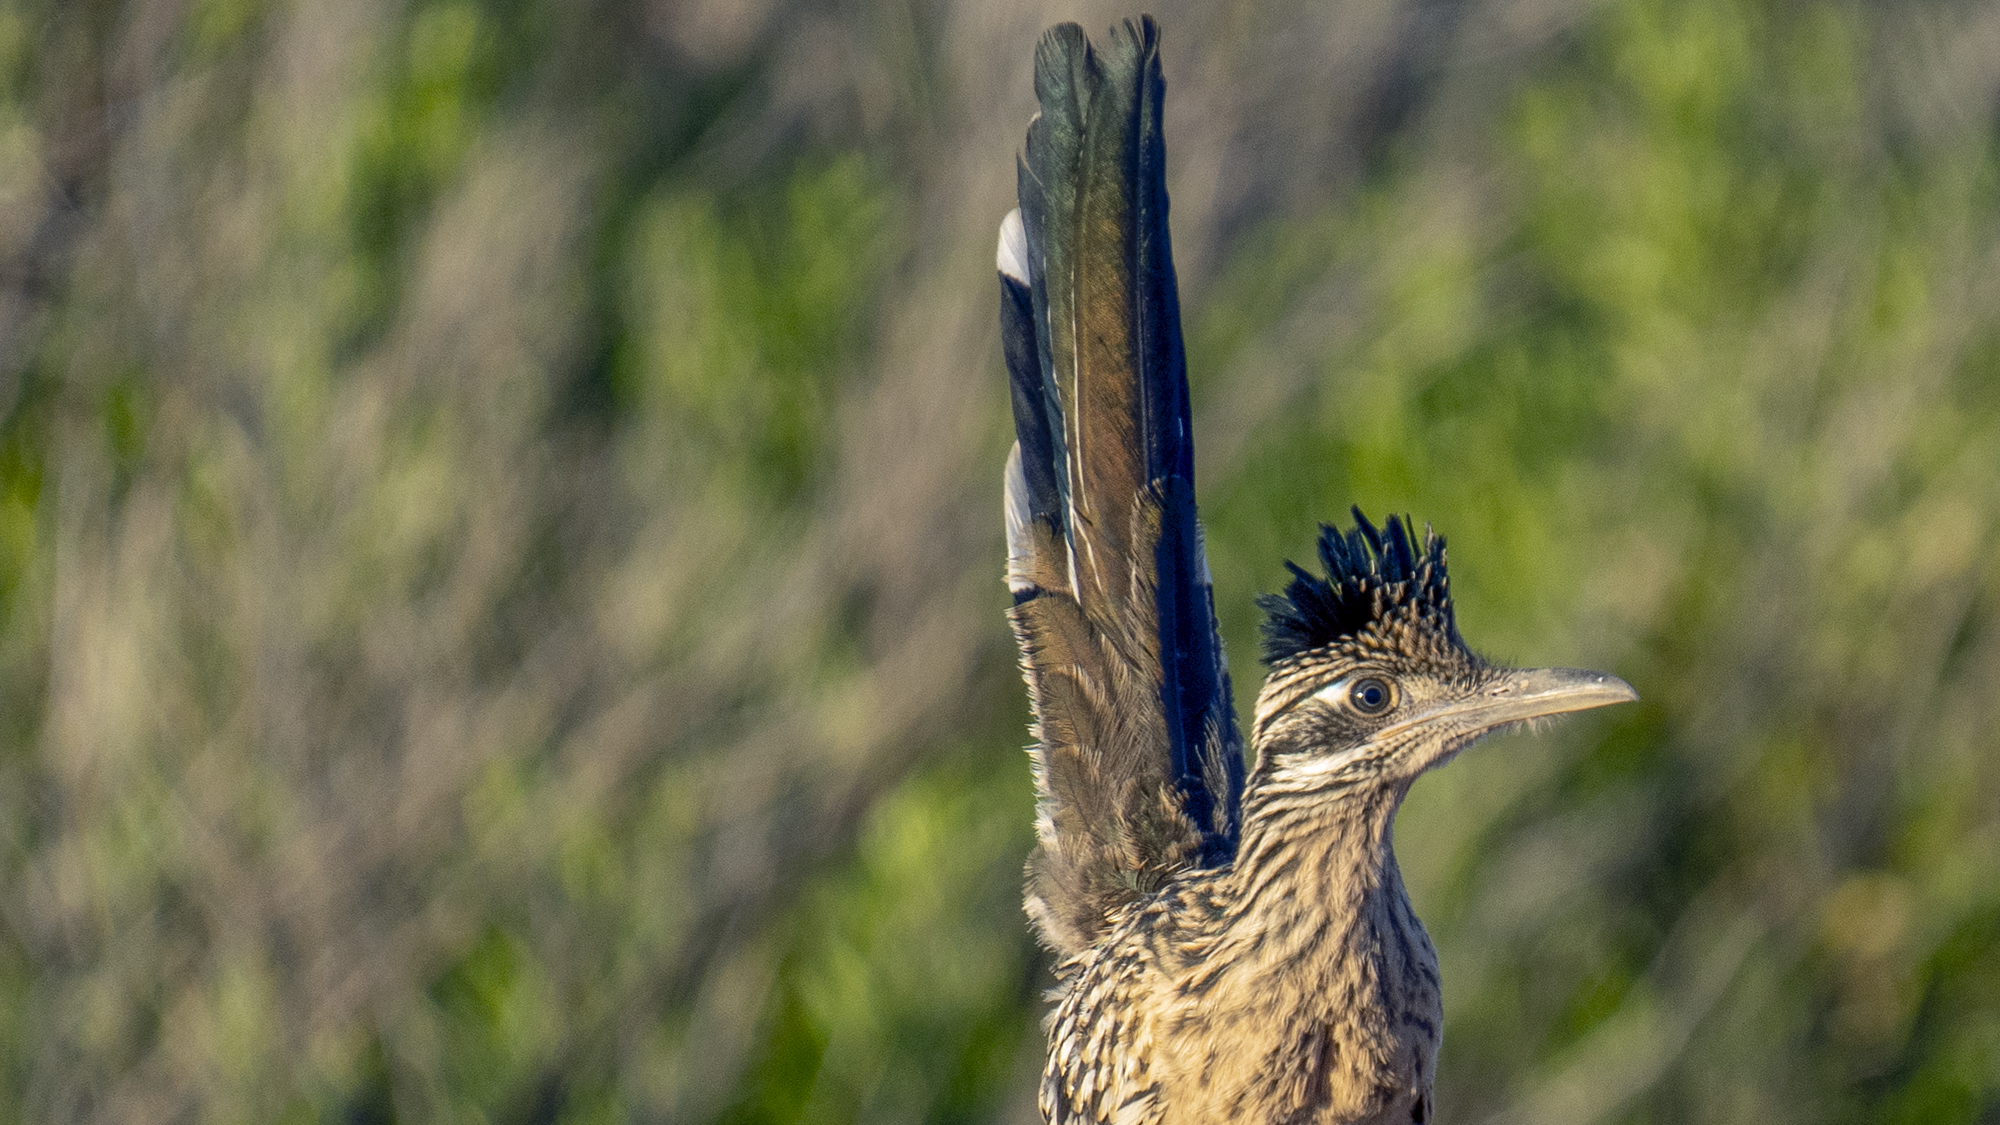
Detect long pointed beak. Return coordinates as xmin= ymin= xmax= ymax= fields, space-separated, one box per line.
xmin=1381 ymin=667 xmax=1638 ymax=742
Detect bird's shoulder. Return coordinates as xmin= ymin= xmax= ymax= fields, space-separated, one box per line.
xmin=1040 ymin=873 xmax=1230 ymax=1125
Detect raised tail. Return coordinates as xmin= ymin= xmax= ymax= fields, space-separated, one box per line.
xmin=998 ymin=17 xmax=1245 ymax=960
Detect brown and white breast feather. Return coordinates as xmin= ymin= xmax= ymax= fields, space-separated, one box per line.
xmin=1041 ymin=839 xmax=1441 ymax=1125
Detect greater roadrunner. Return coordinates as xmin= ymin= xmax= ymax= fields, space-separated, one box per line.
xmin=996 ymin=18 xmax=1636 ymax=1125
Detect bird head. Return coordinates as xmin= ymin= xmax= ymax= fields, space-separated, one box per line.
xmin=1250 ymin=510 xmax=1635 ymax=791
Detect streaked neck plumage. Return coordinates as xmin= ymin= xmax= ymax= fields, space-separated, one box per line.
xmin=1224 ymin=736 xmax=1424 ymax=970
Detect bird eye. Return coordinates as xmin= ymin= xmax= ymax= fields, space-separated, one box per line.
xmin=1349 ymin=677 xmax=1393 ymax=715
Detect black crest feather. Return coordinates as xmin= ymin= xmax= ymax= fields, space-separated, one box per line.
xmin=1258 ymin=508 xmax=1457 ymax=664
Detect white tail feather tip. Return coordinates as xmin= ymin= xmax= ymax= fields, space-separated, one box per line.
xmin=997 ymin=208 xmax=1029 ymax=284
xmin=1004 ymin=443 xmax=1036 ymax=594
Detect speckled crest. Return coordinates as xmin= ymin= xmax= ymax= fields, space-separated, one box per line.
xmin=1258 ymin=508 xmax=1460 ymax=666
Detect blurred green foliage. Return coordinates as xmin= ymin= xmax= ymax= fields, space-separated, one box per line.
xmin=1 ymin=0 xmax=1998 ymax=1123
xmin=623 ymin=156 xmax=892 ymax=503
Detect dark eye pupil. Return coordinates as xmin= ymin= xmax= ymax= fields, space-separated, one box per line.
xmin=1352 ymin=679 xmax=1389 ymax=712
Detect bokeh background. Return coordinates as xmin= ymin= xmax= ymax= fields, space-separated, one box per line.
xmin=3 ymin=0 xmax=2000 ymax=1121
